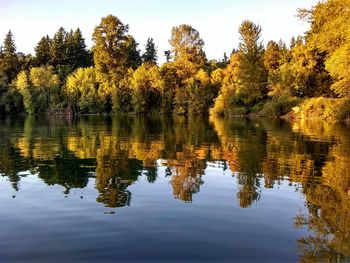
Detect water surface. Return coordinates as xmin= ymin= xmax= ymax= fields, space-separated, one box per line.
xmin=0 ymin=116 xmax=349 ymax=262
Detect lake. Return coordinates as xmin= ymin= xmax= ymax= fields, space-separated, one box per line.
xmin=0 ymin=116 xmax=349 ymax=262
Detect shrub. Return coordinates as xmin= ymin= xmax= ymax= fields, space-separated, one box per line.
xmin=209 ymin=93 xmax=226 ymax=116
xmin=260 ymin=92 xmax=299 ymax=118
xmin=227 ymin=106 xmax=247 ymax=116
xmin=298 ymin=97 xmax=350 ymax=121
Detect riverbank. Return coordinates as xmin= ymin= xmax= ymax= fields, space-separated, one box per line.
xmin=213 ymin=97 xmax=350 ymax=122
xmin=2 ymin=96 xmax=350 ymax=123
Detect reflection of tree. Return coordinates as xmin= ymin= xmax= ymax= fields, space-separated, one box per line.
xmin=0 ymin=117 xmax=40 ymax=191
xmin=96 ymin=177 xmax=132 ymax=208
xmin=210 ymin=117 xmax=266 ymax=208
xmin=255 ymin=119 xmax=350 ymax=261
xmin=0 ymin=145 xmax=24 ymax=191
xmin=168 ymin=146 xmax=206 ymax=202
xmin=1 ymin=115 xmax=350 ymax=261
xmin=95 ymin=150 xmax=142 ymax=208
xmin=236 ymin=174 xmax=261 ymax=208
xmin=260 ymin=120 xmax=350 ymax=262
xmin=144 ymin=167 xmax=157 ymax=183
xmin=294 ymin=136 xmax=350 ymax=262
xmin=261 ymin=120 xmax=332 ymax=190
xmin=163 ymin=116 xmax=218 ymax=202
xmin=37 ymin=154 xmax=92 ymax=194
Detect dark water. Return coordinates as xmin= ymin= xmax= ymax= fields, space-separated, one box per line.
xmin=0 ymin=116 xmax=349 ymax=262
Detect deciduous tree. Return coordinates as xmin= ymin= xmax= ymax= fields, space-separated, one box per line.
xmin=299 ymin=0 xmax=350 ymax=97
xmin=65 ymin=67 xmax=102 ymax=113
xmin=236 ymin=20 xmax=267 ymax=106
xmin=131 ymin=63 xmax=164 ymax=114
xmin=169 ymin=24 xmax=206 ymax=67
xmin=92 ymin=15 xmax=129 ymax=85
xmin=16 ymin=67 xmax=59 ymax=114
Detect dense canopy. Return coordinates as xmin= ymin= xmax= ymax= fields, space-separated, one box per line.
xmin=0 ymin=0 xmax=349 ymax=120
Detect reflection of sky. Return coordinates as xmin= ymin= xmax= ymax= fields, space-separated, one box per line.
xmin=0 ymin=163 xmax=308 ymax=261
xmin=0 ymin=0 xmax=318 ymax=63
xmin=1 ymin=159 xmax=306 ymax=208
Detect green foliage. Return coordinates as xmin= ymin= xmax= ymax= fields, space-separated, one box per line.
xmin=1 ymin=5 xmax=349 ymax=119
xmin=299 ymin=0 xmax=350 ymax=97
xmin=164 ymin=24 xmax=209 ymax=115
xmin=34 ymin=35 xmax=51 ymax=66
xmin=112 ymin=69 xmax=134 ymax=113
xmin=1 ymin=85 xmax=23 ymax=114
xmin=173 ymin=88 xmax=188 ymax=115
xmin=297 ymin=97 xmax=350 ymax=121
xmin=142 ymin=38 xmax=157 ymax=65
xmin=266 ymin=56 xmax=294 ymax=97
xmin=65 ymin=67 xmax=103 ymax=113
xmin=30 ymin=66 xmax=60 ymax=113
xmin=325 ymin=43 xmax=350 ymax=97
xmin=0 ymin=69 xmax=9 ymax=114
xmin=66 ymin=28 xmax=91 ymax=69
xmin=50 ymin=27 xmax=67 ymax=67
xmin=266 ymin=39 xmax=332 ymax=98
xmin=92 ymin=15 xmax=131 ymax=111
xmin=290 ymin=42 xmax=331 ymax=97
xmin=170 ymin=24 xmax=206 ymax=67
xmin=236 ymin=20 xmax=267 ymax=106
xmin=159 ymin=63 xmax=178 ymax=113
xmin=173 ymin=66 xmax=215 ymax=115
xmin=17 ymin=52 xmax=34 ymax=72
xmin=187 ymin=81 xmax=207 ymax=115
xmin=0 ymin=31 xmax=20 ymax=83
xmin=210 ymin=90 xmax=247 ymax=117
xmin=164 ymin=50 xmax=171 ymax=62
xmin=48 ymin=27 xmax=91 ymax=80
xmin=92 ymin=15 xmax=129 ymax=85
xmin=260 ymin=92 xmax=299 ymax=118
xmin=264 ymin=41 xmax=282 ymax=72
xmin=16 ymin=67 xmax=59 ymax=114
xmin=228 ymin=106 xmax=247 ymax=116
xmin=210 ymin=53 xmax=241 ymax=116
xmin=16 ymin=71 xmax=33 ymax=114
xmin=131 ymin=63 xmax=164 ymax=114
xmin=187 ymin=69 xmax=218 ymax=115
xmin=125 ymin=36 xmax=142 ymax=70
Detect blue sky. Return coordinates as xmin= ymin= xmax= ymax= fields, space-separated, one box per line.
xmin=0 ymin=0 xmax=318 ymax=62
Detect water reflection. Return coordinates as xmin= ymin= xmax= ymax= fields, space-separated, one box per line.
xmin=0 ymin=116 xmax=349 ymax=261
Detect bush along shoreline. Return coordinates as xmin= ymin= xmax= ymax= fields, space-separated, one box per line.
xmin=0 ymin=0 xmax=349 ymax=122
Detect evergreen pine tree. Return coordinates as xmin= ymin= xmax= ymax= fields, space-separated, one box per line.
xmin=290 ymin=36 xmax=296 ymax=48
xmin=125 ymin=36 xmax=142 ymax=69
xmin=73 ymin=28 xmax=91 ymax=68
xmin=142 ymin=37 xmax=157 ymax=64
xmin=164 ymin=50 xmax=171 ymax=62
xmin=34 ymin=35 xmax=51 ymax=66
xmin=0 ymin=31 xmax=19 ymax=83
xmin=50 ymin=27 xmax=67 ymax=67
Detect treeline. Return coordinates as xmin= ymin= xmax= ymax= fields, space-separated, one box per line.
xmin=0 ymin=0 xmax=349 ymax=119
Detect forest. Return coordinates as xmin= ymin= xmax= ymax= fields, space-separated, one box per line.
xmin=0 ymin=0 xmax=349 ymax=120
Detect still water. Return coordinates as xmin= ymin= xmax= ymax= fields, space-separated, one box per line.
xmin=0 ymin=116 xmax=349 ymax=262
